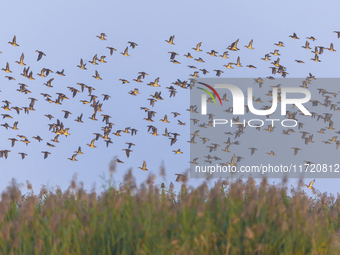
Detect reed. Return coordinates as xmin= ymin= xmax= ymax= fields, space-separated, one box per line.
xmin=0 ymin=168 xmax=339 ymax=254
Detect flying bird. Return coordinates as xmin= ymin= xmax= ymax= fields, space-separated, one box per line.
xmin=138 ymin=161 xmax=148 ymax=171
xmin=36 ymin=50 xmax=46 ymax=61
xmin=305 ymin=179 xmax=315 ymax=190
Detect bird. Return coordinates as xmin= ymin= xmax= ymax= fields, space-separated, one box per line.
xmin=227 ymin=39 xmax=240 ymax=51
xmin=311 ymin=46 xmax=320 ymax=54
xmin=219 ymin=51 xmax=229 ymax=58
xmin=36 ymin=50 xmax=46 ymax=61
xmin=311 ymin=54 xmax=321 ymax=62
xmin=249 ymin=148 xmax=257 ymax=156
xmin=165 ymin=35 xmax=175 ymax=45
xmin=18 ymin=153 xmax=27 ymax=160
xmin=87 ymin=139 xmax=96 ymax=148
xmin=170 ymin=59 xmax=181 ymax=65
xmin=307 ymin=36 xmax=316 ymax=41
xmin=133 ymin=74 xmax=143 ymax=83
xmin=122 ymin=149 xmax=132 ymax=158
xmin=194 ymin=57 xmax=204 ymax=63
xmin=92 ymin=70 xmax=102 ymax=80
xmin=44 ymin=78 xmax=54 ymax=87
xmin=192 ymin=42 xmax=202 ymax=51
xmin=0 ymin=150 xmax=11 ymax=159
xmin=97 ymin=33 xmax=107 ymax=40
xmin=33 ymin=136 xmax=43 ymax=142
xmin=160 ymin=114 xmax=170 ymax=123
xmin=62 ymin=110 xmax=72 ymax=119
xmin=261 ymin=54 xmax=271 ymax=61
xmin=11 ymin=122 xmax=19 ymax=130
xmin=244 ymin=39 xmax=254 ymax=49
xmin=326 ymin=43 xmax=336 ymax=52
xmin=270 ymin=50 xmax=280 ymax=56
xmin=5 ymin=76 xmax=15 ymax=80
xmin=119 ymin=79 xmax=129 ymax=84
xmin=173 ymin=149 xmax=183 ymax=154
xmin=227 ymin=154 xmax=237 ymax=166
xmin=199 ymin=69 xmax=209 ymax=75
xmin=128 ymin=41 xmax=138 ymax=48
xmin=89 ymin=54 xmax=98 ymax=65
xmin=266 ymin=151 xmax=276 ymax=156
xmin=274 ymin=41 xmax=284 ymax=47
xmin=168 ymin=51 xmax=178 ymax=60
xmin=98 ymin=56 xmax=106 ymax=63
xmin=2 ymin=114 xmax=13 ymax=119
xmin=126 ymin=142 xmax=135 ymax=149
xmin=8 ymin=35 xmax=19 ymax=46
xmin=121 ymin=47 xmax=130 ymax=56
xmin=214 ymin=69 xmax=223 ymax=77
xmin=291 ymin=147 xmax=301 ymax=156
xmin=8 ymin=138 xmax=18 ymax=147
xmin=68 ymin=154 xmax=78 ymax=161
xmin=37 ymin=68 xmax=48 ymax=77
xmin=56 ymin=69 xmax=65 ymax=76
xmin=301 ymin=41 xmax=311 ymax=49
xmin=102 ymin=94 xmax=111 ymax=101
xmin=175 ymin=174 xmax=186 ymax=182
xmin=224 ymin=63 xmax=234 ymax=69
xmin=289 ymin=33 xmax=299 ymax=39
xmin=138 ymin=72 xmax=148 ymax=79
xmin=207 ymin=50 xmax=218 ymax=56
xmin=105 ymin=140 xmax=113 ymax=147
xmin=74 ymin=147 xmax=84 ymax=154
xmin=189 ymin=158 xmax=198 ymax=165
xmin=107 ymin=47 xmax=117 ymax=55
xmin=138 ymin=161 xmax=148 ymax=171
xmin=41 ymin=151 xmax=51 ymax=159
xmin=305 ymin=179 xmax=315 ymax=190
xmin=77 ymin=59 xmax=87 ymax=70
xmin=171 ymin=112 xmax=180 ymax=117
xmin=178 ymin=120 xmax=185 ymax=126
xmin=149 ymin=127 xmax=158 ymax=136
xmin=2 ymin=62 xmax=12 ymax=73
xmin=184 ymin=52 xmax=193 ymax=58
xmin=112 ymin=130 xmax=122 ymax=136
xmin=15 ymin=53 xmax=26 ymax=65
xmin=222 ymin=144 xmax=231 ymax=153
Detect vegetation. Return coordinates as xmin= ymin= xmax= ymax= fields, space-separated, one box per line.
xmin=0 ymin=163 xmax=339 ymax=254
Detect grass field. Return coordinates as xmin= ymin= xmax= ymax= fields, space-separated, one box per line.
xmin=0 ymin=165 xmax=339 ymax=254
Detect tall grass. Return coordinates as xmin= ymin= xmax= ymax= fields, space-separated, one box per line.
xmin=0 ymin=165 xmax=339 ymax=254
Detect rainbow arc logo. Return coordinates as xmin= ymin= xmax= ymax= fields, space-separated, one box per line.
xmin=196 ymin=82 xmax=222 ymax=106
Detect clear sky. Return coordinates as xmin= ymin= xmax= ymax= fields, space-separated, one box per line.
xmin=0 ymin=0 xmax=340 ymax=196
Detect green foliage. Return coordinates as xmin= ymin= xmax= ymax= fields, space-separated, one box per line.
xmin=0 ymin=172 xmax=339 ymax=254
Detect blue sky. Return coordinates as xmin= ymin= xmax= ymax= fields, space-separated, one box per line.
xmin=0 ymin=0 xmax=340 ymax=196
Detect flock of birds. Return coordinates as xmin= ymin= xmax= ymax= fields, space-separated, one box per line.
xmin=184 ymin=32 xmax=340 ymax=190
xmin=1 ymin=32 xmax=340 ymax=187
xmin=0 ymin=34 xmax=192 ymax=183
